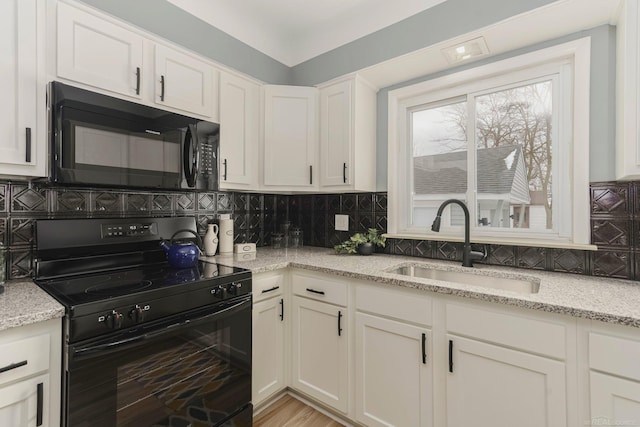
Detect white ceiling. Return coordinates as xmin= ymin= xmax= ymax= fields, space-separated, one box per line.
xmin=165 ymin=0 xmax=448 ymax=66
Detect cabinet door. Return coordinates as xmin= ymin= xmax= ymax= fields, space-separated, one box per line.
xmin=291 ymin=296 xmax=347 ymax=412
xmin=447 ymin=335 xmax=566 ymax=427
xmin=0 ymin=0 xmax=43 ymax=176
xmin=0 ymin=374 xmax=49 ymax=427
xmin=154 ymin=45 xmax=216 ymax=118
xmin=591 ymin=371 xmax=640 ymax=426
xmin=320 ymin=80 xmax=352 ymax=188
xmin=219 ymin=72 xmax=260 ymax=190
xmin=252 ymin=296 xmax=285 ymax=406
xmin=355 ymin=312 xmax=432 ymax=427
xmin=57 ymin=2 xmax=143 ymax=99
xmin=263 ymin=85 xmax=318 ymax=189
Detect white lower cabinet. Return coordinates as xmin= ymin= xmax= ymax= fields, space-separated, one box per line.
xmin=290 ymin=271 xmax=349 ymax=413
xmin=588 ymin=329 xmax=640 ymax=425
xmin=0 ymin=319 xmax=61 ymax=427
xmin=445 ymin=302 xmax=569 ymax=427
xmin=252 ymin=271 xmax=287 ymax=406
xmin=446 ymin=335 xmax=566 ymax=427
xmin=0 ymin=374 xmax=49 ymax=427
xmin=355 ymin=313 xmax=432 ymax=427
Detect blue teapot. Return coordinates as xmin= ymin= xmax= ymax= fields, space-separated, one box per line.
xmin=160 ymin=229 xmax=203 ymax=268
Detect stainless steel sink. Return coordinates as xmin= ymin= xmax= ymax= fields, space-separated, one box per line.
xmin=388 ymin=265 xmax=540 ymax=294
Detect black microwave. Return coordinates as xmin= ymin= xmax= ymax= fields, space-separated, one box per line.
xmin=49 ymin=81 xmax=219 ymax=191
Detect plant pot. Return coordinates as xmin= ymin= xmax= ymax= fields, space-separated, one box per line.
xmin=356 ymin=242 xmax=374 ymax=255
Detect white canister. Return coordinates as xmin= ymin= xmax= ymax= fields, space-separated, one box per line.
xmin=203 ymin=223 xmax=219 ymax=256
xmin=219 ymin=214 xmax=234 ymax=253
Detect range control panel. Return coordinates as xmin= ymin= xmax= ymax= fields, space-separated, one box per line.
xmin=101 ymin=222 xmax=158 ymax=239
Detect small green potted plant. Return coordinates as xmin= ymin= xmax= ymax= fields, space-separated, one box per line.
xmin=334 ymin=229 xmax=386 ymax=255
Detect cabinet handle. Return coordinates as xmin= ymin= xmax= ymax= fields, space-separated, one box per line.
xmin=36 ymin=382 xmax=43 ymax=426
xmin=223 ymin=159 xmax=228 ymax=180
xmin=448 ymin=339 xmax=454 ymax=373
xmin=261 ymin=286 xmax=280 ymax=294
xmin=279 ymin=298 xmax=284 ymax=321
xmin=309 ymin=165 xmax=313 ymax=185
xmin=0 ymin=360 xmax=27 ymax=374
xmin=338 ymin=310 xmax=343 ymax=336
xmin=160 ymin=75 xmax=165 ymax=101
xmin=305 ymin=288 xmax=325 ymax=295
xmin=135 ymin=67 xmax=141 ymax=95
xmin=343 ymin=162 xmax=347 ymax=183
xmin=25 ymin=128 xmax=32 ymax=163
xmin=422 ymin=333 xmax=427 ymax=364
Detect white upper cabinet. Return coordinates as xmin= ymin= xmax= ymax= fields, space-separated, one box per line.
xmin=57 ymin=2 xmax=218 ymax=120
xmin=263 ymin=85 xmax=318 ymax=190
xmin=616 ymin=0 xmax=640 ymax=179
xmin=57 ymin=2 xmax=144 ymax=99
xmin=319 ymin=76 xmax=377 ymax=192
xmin=219 ymin=71 xmax=260 ymax=190
xmin=0 ymin=0 xmax=45 ymax=177
xmin=154 ymin=45 xmax=217 ymax=118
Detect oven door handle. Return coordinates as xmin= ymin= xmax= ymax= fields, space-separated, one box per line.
xmin=72 ymin=298 xmax=250 ymax=360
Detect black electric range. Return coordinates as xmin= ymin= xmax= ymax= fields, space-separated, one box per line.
xmin=34 ymin=217 xmax=253 ymax=427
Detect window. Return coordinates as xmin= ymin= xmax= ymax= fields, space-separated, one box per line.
xmin=388 ymin=38 xmax=591 ymax=246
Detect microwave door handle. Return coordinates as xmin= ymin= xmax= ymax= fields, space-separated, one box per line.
xmin=183 ymin=124 xmax=199 ymax=187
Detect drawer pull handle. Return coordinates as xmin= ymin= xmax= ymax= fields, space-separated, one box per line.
xmin=306 ymin=288 xmax=325 ymax=295
xmin=261 ymin=286 xmax=280 ymax=294
xmin=279 ymin=298 xmax=284 ymax=321
xmin=36 ymin=382 xmax=43 ymax=426
xmin=0 ymin=360 xmax=27 ymax=374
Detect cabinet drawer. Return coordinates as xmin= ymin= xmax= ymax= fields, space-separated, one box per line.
xmin=291 ymin=270 xmax=348 ymax=307
xmin=253 ymin=271 xmax=285 ymax=303
xmin=356 ymin=285 xmax=432 ymax=326
xmin=0 ymin=333 xmax=50 ymax=386
xmin=589 ymin=333 xmax=640 ymax=381
xmin=446 ymin=302 xmax=566 ymax=359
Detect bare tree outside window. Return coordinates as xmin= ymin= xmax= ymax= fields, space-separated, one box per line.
xmin=411 ymin=80 xmax=553 ymax=231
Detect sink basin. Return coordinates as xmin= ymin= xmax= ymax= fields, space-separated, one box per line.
xmin=388 ymin=265 xmax=540 ymax=294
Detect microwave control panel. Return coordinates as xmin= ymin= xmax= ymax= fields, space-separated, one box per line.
xmin=199 ymin=140 xmax=215 ymax=176
xmin=101 ymin=222 xmax=158 ymax=239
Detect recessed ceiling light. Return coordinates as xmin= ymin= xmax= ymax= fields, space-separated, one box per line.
xmin=442 ymin=36 xmax=490 ymax=64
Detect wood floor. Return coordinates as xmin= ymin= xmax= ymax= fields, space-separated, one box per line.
xmin=253 ymin=395 xmax=345 ymax=427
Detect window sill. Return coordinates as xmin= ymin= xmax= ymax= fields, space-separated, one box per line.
xmin=383 ymin=233 xmax=598 ymax=251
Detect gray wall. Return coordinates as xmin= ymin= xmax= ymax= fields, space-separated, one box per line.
xmin=78 ymin=0 xmax=617 ymax=187
xmin=77 ymin=0 xmax=292 ymax=84
xmin=289 ymin=0 xmax=558 ymax=86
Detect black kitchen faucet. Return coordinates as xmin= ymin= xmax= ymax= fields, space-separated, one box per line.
xmin=431 ymin=199 xmax=486 ymax=267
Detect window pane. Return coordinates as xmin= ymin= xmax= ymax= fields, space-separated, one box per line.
xmin=411 ymin=100 xmax=467 ymax=228
xmin=474 ymin=81 xmax=552 ymax=231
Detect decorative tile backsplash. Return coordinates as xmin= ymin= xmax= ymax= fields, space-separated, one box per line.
xmin=1 ymin=179 xmax=639 ymax=283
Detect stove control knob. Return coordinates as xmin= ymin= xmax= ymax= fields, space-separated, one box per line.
xmin=129 ymin=305 xmax=146 ymax=323
xmin=210 ymin=285 xmax=225 ymax=299
xmin=227 ymin=282 xmax=241 ymax=296
xmin=105 ymin=310 xmax=123 ymax=329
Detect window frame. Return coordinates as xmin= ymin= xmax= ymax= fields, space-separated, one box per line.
xmin=387 ymin=38 xmax=592 ymax=248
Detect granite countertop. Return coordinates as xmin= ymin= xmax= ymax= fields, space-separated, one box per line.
xmin=4 ymin=246 xmax=640 ymax=332
xmin=206 ymin=247 xmax=640 ymax=328
xmin=0 ymin=280 xmax=65 ymax=333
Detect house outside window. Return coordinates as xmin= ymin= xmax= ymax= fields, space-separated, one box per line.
xmin=387 ymin=38 xmax=592 ymax=247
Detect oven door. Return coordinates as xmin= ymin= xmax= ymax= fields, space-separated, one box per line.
xmin=65 ymin=295 xmax=251 ymax=427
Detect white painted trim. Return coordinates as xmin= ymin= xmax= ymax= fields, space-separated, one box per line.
xmin=388 ymin=37 xmax=591 ymax=247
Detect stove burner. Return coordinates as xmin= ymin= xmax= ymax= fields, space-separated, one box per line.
xmin=85 ymin=279 xmax=153 ymax=296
